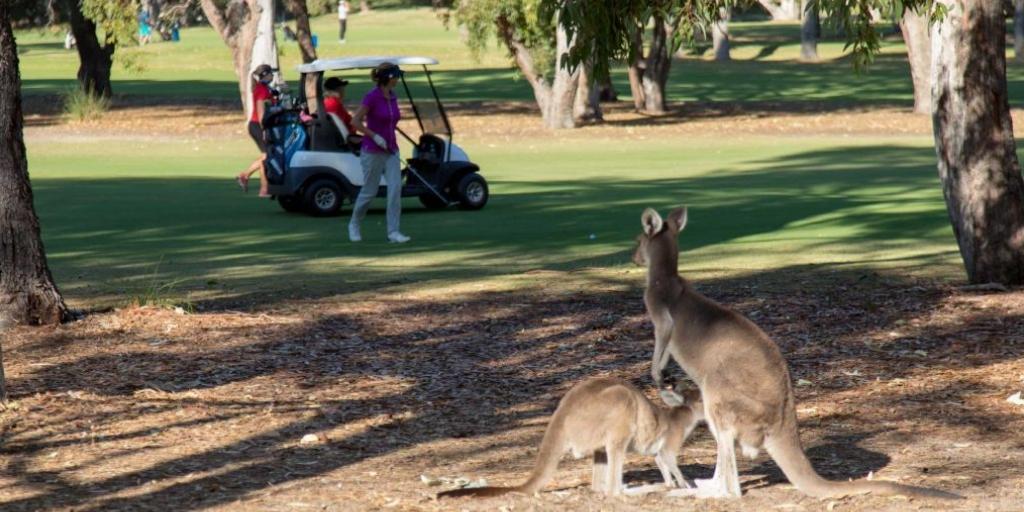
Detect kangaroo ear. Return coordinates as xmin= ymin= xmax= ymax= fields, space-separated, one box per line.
xmin=641 ymin=208 xmax=664 ymax=236
xmin=659 ymin=388 xmax=685 ymax=407
xmin=668 ymin=206 xmax=688 ymax=233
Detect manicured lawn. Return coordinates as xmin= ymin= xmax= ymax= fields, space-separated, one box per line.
xmin=26 ymin=130 xmax=961 ymax=308
xmin=16 ymin=8 xmax=975 ymax=308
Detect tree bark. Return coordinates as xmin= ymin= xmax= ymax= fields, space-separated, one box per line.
xmin=360 ymin=0 xmax=371 ymax=12
xmin=800 ymin=0 xmax=819 ymax=61
xmin=627 ymin=26 xmax=645 ymax=111
xmin=200 ymin=0 xmax=261 ymax=114
xmin=640 ymin=15 xmax=674 ymax=115
xmin=496 ymin=13 xmax=578 ymax=129
xmin=712 ymin=7 xmax=731 ymax=62
xmin=756 ymin=0 xmax=798 ymax=20
xmin=0 ymin=8 xmax=70 ymax=327
xmin=931 ymin=0 xmax=1024 ymax=285
xmin=573 ymin=58 xmax=602 ymax=122
xmin=901 ymin=7 xmax=931 ymax=114
xmin=1015 ymin=0 xmax=1024 ymax=63
xmin=283 ymin=0 xmax=317 ymax=64
xmin=64 ymin=0 xmax=114 ymax=98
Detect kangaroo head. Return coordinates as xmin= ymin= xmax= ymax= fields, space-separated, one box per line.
xmin=632 ymin=206 xmax=688 ymax=267
xmin=657 ymin=379 xmax=699 ymax=409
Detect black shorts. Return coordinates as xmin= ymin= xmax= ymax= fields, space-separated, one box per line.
xmin=248 ymin=120 xmax=267 ymax=153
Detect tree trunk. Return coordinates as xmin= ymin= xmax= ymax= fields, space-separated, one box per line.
xmin=901 ymin=8 xmax=931 ymax=114
xmin=800 ymin=0 xmax=819 ymax=61
xmin=573 ymin=58 xmax=602 ymax=122
xmin=757 ymin=0 xmax=798 ymax=20
xmin=641 ymin=15 xmax=673 ymax=115
xmin=597 ymin=73 xmax=617 ymax=102
xmin=249 ymin=0 xmax=278 ymax=117
xmin=283 ymin=0 xmax=317 ymax=64
xmin=360 ymin=0 xmax=371 ymax=12
xmin=627 ymin=26 xmax=645 ymax=111
xmin=543 ymin=15 xmax=580 ymax=129
xmin=65 ymin=0 xmax=114 ymax=98
xmin=496 ymin=13 xmax=578 ymax=129
xmin=1015 ymin=0 xmax=1024 ymax=62
xmin=931 ymin=0 xmax=1024 ymax=285
xmin=200 ymin=0 xmax=261 ymax=114
xmin=712 ymin=7 xmax=731 ymax=62
xmin=0 ymin=9 xmax=70 ymax=327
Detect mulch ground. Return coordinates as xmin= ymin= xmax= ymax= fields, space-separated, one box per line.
xmin=2 ymin=267 xmax=1023 ymax=512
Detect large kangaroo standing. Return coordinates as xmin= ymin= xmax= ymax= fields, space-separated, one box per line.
xmin=633 ymin=206 xmax=960 ymax=500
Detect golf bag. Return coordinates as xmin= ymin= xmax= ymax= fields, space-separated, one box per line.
xmin=263 ymin=109 xmax=308 ymax=185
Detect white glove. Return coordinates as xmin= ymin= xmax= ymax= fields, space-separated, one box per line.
xmin=372 ymin=134 xmax=388 ymax=149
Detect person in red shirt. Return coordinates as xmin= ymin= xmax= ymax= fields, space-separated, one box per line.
xmin=323 ymin=77 xmax=360 ymax=146
xmin=237 ymin=64 xmax=278 ymax=197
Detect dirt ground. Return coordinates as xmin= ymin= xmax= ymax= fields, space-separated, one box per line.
xmin=4 ymin=101 xmax=1024 ymax=511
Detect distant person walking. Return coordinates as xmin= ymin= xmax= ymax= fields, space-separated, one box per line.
xmin=338 ymin=0 xmax=350 ymax=43
xmin=237 ymin=64 xmax=278 ymax=197
xmin=348 ymin=62 xmax=410 ymax=243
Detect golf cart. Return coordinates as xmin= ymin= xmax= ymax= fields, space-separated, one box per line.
xmin=263 ymin=56 xmax=489 ymax=216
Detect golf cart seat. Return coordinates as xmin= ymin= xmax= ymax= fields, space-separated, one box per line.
xmin=417 ymin=134 xmax=446 ymax=163
xmin=327 ymin=113 xmax=362 ymax=152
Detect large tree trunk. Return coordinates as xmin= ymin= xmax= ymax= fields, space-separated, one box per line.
xmin=1015 ymin=0 xmax=1024 ymax=62
xmin=800 ymin=0 xmax=819 ymax=61
xmin=627 ymin=26 xmax=645 ymax=111
xmin=712 ymin=7 xmax=731 ymax=62
xmin=901 ymin=8 xmax=931 ymax=114
xmin=0 ymin=9 xmax=69 ymax=327
xmin=249 ymin=0 xmax=278 ymax=117
xmin=65 ymin=0 xmax=114 ymax=98
xmin=360 ymin=0 xmax=371 ymax=12
xmin=543 ymin=15 xmax=580 ymax=129
xmin=573 ymin=58 xmax=602 ymax=122
xmin=496 ymin=13 xmax=578 ymax=129
xmin=641 ymin=15 xmax=674 ymax=115
xmin=283 ymin=0 xmax=317 ymax=64
xmin=200 ymin=0 xmax=261 ymax=114
xmin=931 ymin=0 xmax=1024 ymax=285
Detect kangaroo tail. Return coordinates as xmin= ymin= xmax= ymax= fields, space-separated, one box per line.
xmin=437 ymin=416 xmax=567 ymax=500
xmin=764 ymin=424 xmax=962 ymax=500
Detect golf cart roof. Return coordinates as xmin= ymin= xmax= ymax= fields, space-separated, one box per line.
xmin=297 ymin=56 xmax=439 ymax=74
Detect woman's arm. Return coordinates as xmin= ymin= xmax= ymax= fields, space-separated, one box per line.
xmin=351 ymin=104 xmax=374 ymax=138
xmin=255 ymin=99 xmax=266 ymax=127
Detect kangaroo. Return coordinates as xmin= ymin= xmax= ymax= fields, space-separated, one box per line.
xmin=437 ymin=377 xmax=704 ymax=499
xmin=633 ymin=206 xmax=961 ymax=500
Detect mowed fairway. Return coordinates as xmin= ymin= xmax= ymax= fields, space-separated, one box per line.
xmin=17 ymin=10 xmax=973 ymax=308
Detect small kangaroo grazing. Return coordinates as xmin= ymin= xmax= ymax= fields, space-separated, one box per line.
xmin=634 ymin=206 xmax=961 ymax=500
xmin=436 ymin=377 xmax=704 ymax=499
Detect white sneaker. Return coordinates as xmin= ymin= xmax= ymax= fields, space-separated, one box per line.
xmin=348 ymin=223 xmax=362 ymax=242
xmin=387 ymin=232 xmax=410 ymax=244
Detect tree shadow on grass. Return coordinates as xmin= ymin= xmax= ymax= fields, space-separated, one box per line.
xmin=3 ymin=261 xmax=1022 ymax=509
xmin=29 ymin=142 xmax=951 ymax=311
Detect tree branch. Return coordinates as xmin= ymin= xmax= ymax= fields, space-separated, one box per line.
xmin=496 ymin=14 xmax=550 ymax=108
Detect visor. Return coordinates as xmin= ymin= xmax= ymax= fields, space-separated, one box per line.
xmin=381 ymin=66 xmax=403 ymax=81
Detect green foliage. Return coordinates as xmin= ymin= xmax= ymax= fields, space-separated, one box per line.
xmin=81 ymin=0 xmax=145 ymax=71
xmin=450 ymin=0 xmax=556 ymax=80
xmin=61 ymin=86 xmax=111 ymax=120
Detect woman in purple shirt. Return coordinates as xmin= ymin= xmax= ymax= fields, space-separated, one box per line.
xmin=348 ymin=62 xmax=410 ymax=243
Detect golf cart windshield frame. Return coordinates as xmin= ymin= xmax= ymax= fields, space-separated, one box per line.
xmin=295 ymin=56 xmax=453 ymax=156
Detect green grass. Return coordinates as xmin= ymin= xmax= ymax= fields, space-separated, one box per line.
xmin=26 ymin=131 xmax=964 ymax=308
xmin=17 ymin=9 xmax=979 ymax=308
xmin=20 ymin=10 xmax=1024 ymax=106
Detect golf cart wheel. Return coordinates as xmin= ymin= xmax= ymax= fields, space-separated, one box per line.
xmin=419 ymin=193 xmax=448 ymax=210
xmin=303 ymin=179 xmax=344 ymax=216
xmin=278 ymin=195 xmax=305 ymax=213
xmin=456 ymin=173 xmax=488 ymax=210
